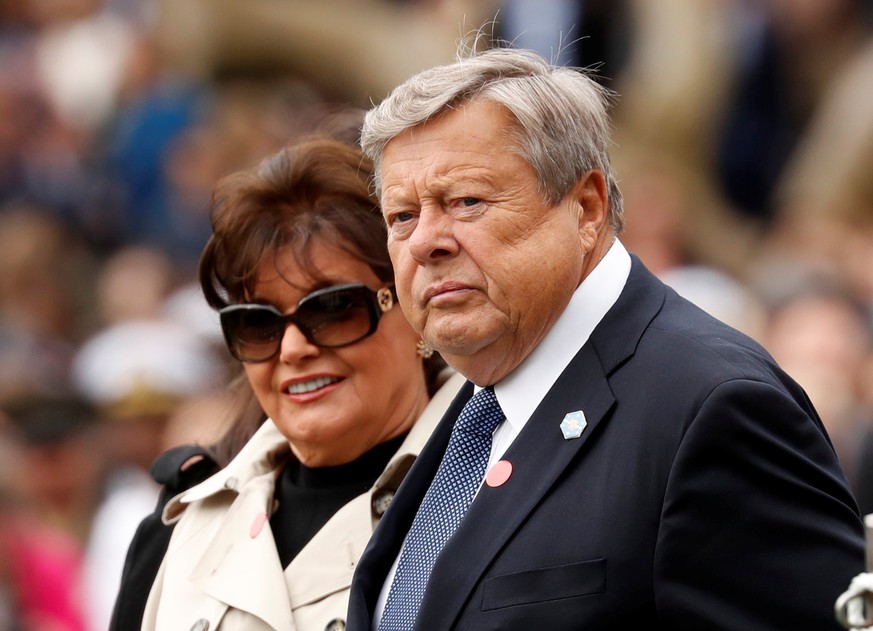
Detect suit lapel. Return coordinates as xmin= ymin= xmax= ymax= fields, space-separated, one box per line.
xmin=351 ymin=256 xmax=667 ymax=628
xmin=416 ymin=343 xmax=614 ymax=627
xmin=416 ymin=256 xmax=666 ymax=628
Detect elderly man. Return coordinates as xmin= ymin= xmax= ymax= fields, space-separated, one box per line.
xmin=347 ymin=46 xmax=865 ymax=630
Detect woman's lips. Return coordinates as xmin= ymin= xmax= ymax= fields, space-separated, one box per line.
xmin=282 ymin=375 xmax=343 ymax=402
xmin=285 ymin=375 xmax=341 ymax=394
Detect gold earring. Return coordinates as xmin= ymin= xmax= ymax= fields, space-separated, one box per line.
xmin=416 ymin=339 xmax=434 ymax=359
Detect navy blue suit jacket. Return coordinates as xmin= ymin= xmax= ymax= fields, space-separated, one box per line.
xmin=348 ymin=256 xmax=865 ymax=630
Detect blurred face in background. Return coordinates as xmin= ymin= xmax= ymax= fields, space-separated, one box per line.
xmin=241 ymin=239 xmax=429 ymax=467
xmin=763 ymin=0 xmax=860 ymax=40
xmin=766 ymin=291 xmax=871 ymax=428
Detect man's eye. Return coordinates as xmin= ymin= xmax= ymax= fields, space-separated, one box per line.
xmin=393 ymin=211 xmax=415 ymax=223
xmin=461 ymin=197 xmax=480 ymax=207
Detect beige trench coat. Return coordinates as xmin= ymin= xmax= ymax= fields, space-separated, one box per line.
xmin=141 ymin=372 xmax=464 ymax=631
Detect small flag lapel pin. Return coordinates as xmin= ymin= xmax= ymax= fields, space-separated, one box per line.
xmin=560 ymin=410 xmax=587 ymax=440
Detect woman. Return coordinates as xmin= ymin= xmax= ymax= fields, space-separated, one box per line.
xmin=136 ymin=135 xmax=462 ymax=630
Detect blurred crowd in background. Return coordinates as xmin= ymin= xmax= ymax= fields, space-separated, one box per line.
xmin=2 ymin=0 xmax=873 ymax=629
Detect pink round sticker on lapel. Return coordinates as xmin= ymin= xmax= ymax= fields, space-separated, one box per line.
xmin=250 ymin=510 xmax=268 ymax=538
xmin=486 ymin=460 xmax=512 ymax=487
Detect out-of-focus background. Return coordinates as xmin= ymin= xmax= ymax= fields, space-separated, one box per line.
xmin=1 ymin=0 xmax=873 ymax=628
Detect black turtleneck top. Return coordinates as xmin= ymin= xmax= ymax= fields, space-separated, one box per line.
xmin=270 ymin=433 xmax=406 ymax=568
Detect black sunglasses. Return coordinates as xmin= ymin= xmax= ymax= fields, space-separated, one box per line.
xmin=219 ymin=283 xmax=397 ymax=362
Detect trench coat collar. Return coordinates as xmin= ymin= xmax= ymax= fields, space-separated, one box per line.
xmin=165 ymin=371 xmax=466 ymax=523
xmin=284 ymin=371 xmax=466 ymax=608
xmin=163 ymin=419 xmax=290 ymax=522
xmin=158 ymin=371 xmax=465 ymax=625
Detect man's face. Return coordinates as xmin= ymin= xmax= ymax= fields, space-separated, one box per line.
xmin=380 ymin=99 xmax=607 ymax=385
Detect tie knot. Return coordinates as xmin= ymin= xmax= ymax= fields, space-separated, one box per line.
xmin=456 ymin=386 xmax=504 ymax=437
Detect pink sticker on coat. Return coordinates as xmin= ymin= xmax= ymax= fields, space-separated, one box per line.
xmin=250 ymin=511 xmax=268 ymax=538
xmin=486 ymin=460 xmax=513 ymax=487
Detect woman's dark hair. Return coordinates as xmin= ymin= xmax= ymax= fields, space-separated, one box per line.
xmin=199 ymin=135 xmax=445 ymax=465
xmin=200 ymin=136 xmax=392 ymax=308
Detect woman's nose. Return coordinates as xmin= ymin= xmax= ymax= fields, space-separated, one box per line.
xmin=277 ymin=322 xmax=320 ymax=363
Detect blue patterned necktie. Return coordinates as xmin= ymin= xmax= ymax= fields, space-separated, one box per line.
xmin=378 ymin=386 xmax=505 ymax=630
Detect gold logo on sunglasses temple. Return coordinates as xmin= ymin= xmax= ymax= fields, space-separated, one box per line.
xmin=377 ymin=287 xmax=394 ymax=312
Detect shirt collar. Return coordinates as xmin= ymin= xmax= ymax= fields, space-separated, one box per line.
xmin=492 ymin=239 xmax=631 ymax=434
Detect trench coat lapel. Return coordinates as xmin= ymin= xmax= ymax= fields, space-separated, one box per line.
xmin=189 ymin=472 xmax=296 ymax=631
xmin=286 ymin=372 xmax=468 ymax=609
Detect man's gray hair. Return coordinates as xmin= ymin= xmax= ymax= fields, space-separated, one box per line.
xmin=361 ymin=46 xmax=624 ymax=232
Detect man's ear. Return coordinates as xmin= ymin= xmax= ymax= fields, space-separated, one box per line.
xmin=572 ymin=169 xmax=609 ymax=252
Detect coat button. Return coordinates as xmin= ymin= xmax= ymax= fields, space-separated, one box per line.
xmin=372 ymin=489 xmax=394 ymax=516
xmin=223 ymin=476 xmax=238 ymax=490
xmin=189 ymin=619 xmax=209 ymax=631
xmin=325 ymin=619 xmax=346 ymax=631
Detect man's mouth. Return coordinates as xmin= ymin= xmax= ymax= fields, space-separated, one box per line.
xmin=424 ymin=281 xmax=473 ymax=303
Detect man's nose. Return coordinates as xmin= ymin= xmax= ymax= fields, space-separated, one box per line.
xmin=408 ymin=207 xmax=459 ymax=263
